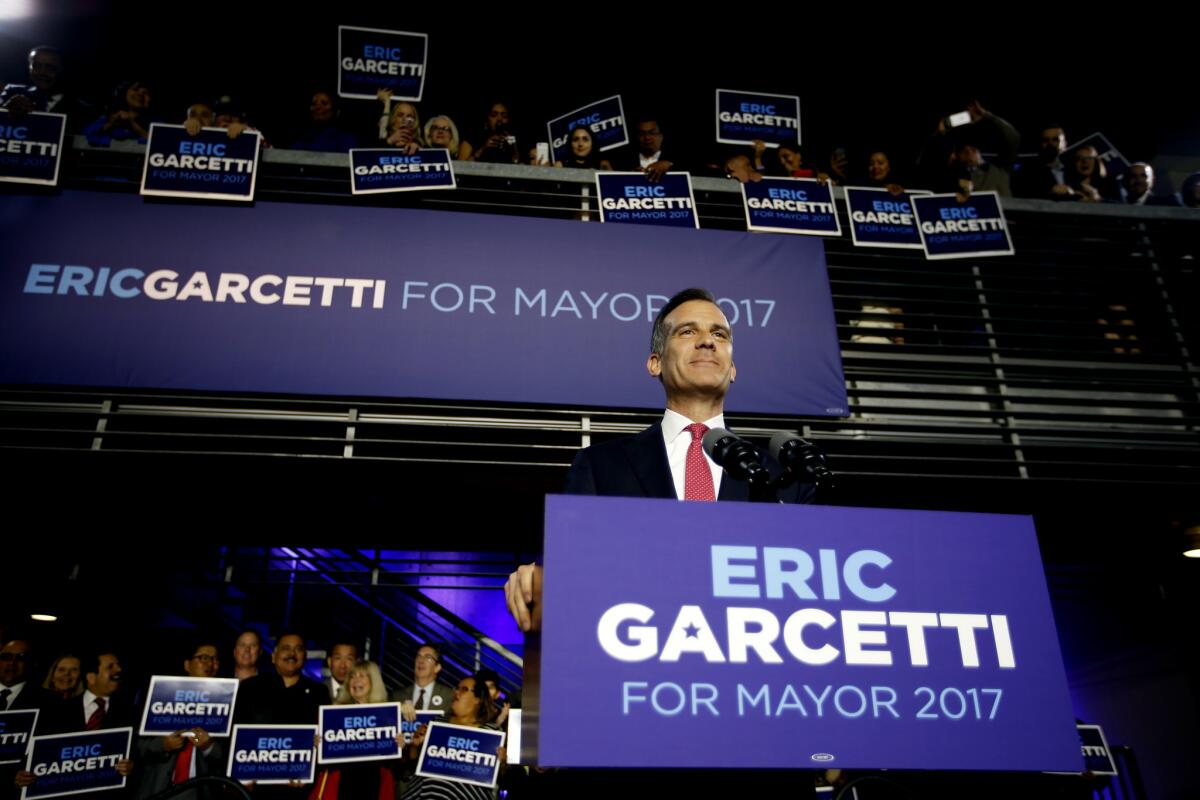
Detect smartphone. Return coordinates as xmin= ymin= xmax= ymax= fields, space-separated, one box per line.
xmin=535 ymin=142 xmax=550 ymax=165
xmin=948 ymin=111 xmax=972 ymax=128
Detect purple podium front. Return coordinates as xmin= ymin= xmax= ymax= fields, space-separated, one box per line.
xmin=521 ymin=495 xmax=1082 ymax=772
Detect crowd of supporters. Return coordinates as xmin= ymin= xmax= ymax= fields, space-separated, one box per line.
xmin=0 ymin=633 xmax=512 ymax=800
xmin=3 ymin=43 xmax=1199 ymax=208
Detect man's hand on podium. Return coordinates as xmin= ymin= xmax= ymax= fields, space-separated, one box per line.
xmin=505 ymin=562 xmax=543 ymax=633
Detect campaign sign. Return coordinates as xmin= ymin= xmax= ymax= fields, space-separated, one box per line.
xmin=227 ymin=724 xmax=317 ymax=784
xmin=0 ymin=110 xmax=66 ymax=186
xmin=349 ymin=148 xmax=455 ymax=195
xmin=415 ymin=722 xmax=504 ymax=788
xmin=140 ymin=124 xmax=261 ymax=202
xmin=845 ymin=187 xmax=928 ymax=249
xmin=743 ymin=177 xmax=840 ymax=236
xmin=138 ymin=676 xmax=239 ymax=736
xmin=338 ymin=26 xmax=427 ymax=101
xmin=1067 ymin=132 xmax=1129 ymax=176
xmin=0 ymin=710 xmax=38 ymax=764
xmin=1078 ymin=724 xmax=1118 ymax=775
xmin=716 ymin=89 xmax=801 ymax=148
xmin=532 ymin=496 xmax=1082 ymax=771
xmin=912 ymin=191 xmax=1014 ymax=260
xmin=401 ymin=710 xmax=444 ymax=745
xmin=596 ymin=172 xmax=698 ymax=228
xmin=546 ymin=96 xmax=627 ymax=165
xmin=318 ymin=703 xmax=401 ymax=764
xmin=21 ymin=728 xmax=131 ymax=799
xmin=2 ymin=190 xmax=847 ymax=417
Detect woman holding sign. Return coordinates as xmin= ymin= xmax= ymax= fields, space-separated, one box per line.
xmin=554 ymin=125 xmax=612 ymax=171
xmin=310 ymin=661 xmax=403 ymax=800
xmin=403 ymin=676 xmax=503 ymax=800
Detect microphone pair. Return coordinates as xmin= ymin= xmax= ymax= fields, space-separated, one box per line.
xmin=701 ymin=428 xmax=835 ymax=489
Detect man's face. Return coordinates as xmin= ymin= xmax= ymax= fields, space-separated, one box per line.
xmin=328 ymin=644 xmax=357 ymax=683
xmin=87 ymin=653 xmax=122 ymax=697
xmin=956 ymin=144 xmax=982 ymax=168
xmin=647 ymin=300 xmax=735 ymax=401
xmin=273 ymin=635 xmax=305 ymax=679
xmin=0 ymin=640 xmax=30 ymax=686
xmin=184 ymin=645 xmax=219 ymax=678
xmin=28 ymin=50 xmax=62 ymax=91
xmin=1124 ymin=164 xmax=1153 ymax=196
xmin=413 ymin=646 xmax=440 ymax=685
xmin=1040 ymin=128 xmax=1066 ymax=161
xmin=234 ymin=632 xmax=261 ymax=668
xmin=187 ymin=104 xmax=214 ymax=128
xmin=636 ymin=121 xmax=663 ymax=156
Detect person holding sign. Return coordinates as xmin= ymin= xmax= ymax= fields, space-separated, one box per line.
xmin=553 ymin=125 xmax=612 ymax=171
xmin=134 ymin=640 xmax=226 ymax=800
xmin=17 ymin=650 xmax=134 ymax=791
xmin=310 ymin=661 xmax=403 ymax=800
xmin=403 ymin=676 xmax=502 ymax=800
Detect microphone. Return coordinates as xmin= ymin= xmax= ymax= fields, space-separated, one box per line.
xmin=769 ymin=431 xmax=835 ymax=487
xmin=702 ymin=428 xmax=770 ymax=485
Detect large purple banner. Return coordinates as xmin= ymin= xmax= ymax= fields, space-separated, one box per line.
xmin=533 ymin=496 xmax=1081 ymax=771
xmin=0 ymin=190 xmax=846 ymax=415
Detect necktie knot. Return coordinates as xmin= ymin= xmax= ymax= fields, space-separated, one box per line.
xmin=687 ymin=423 xmax=709 ymax=441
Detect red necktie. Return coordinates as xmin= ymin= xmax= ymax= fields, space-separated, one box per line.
xmin=684 ymin=423 xmax=716 ymax=501
xmin=85 ymin=697 xmax=106 ymax=730
xmin=172 ymin=738 xmax=195 ymax=784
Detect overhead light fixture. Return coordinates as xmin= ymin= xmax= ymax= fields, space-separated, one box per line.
xmin=30 ymin=613 xmax=58 ymax=622
xmin=0 ymin=1 xmax=35 ymax=22
xmin=1184 ymin=525 xmax=1200 ymax=559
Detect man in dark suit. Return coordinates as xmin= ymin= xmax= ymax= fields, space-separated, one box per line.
xmin=1 ymin=639 xmax=55 ymax=800
xmin=392 ymin=643 xmax=454 ymax=718
xmin=16 ymin=649 xmax=135 ymax=793
xmin=134 ymin=640 xmax=226 ymax=800
xmin=506 ymin=287 xmax=814 ymax=630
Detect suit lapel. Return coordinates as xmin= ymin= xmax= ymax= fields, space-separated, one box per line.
xmin=622 ymin=423 xmax=676 ymax=499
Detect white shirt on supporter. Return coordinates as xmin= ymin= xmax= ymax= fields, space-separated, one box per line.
xmin=82 ymin=689 xmax=106 ymax=725
xmin=0 ymin=680 xmax=26 ymax=707
xmin=409 ymin=681 xmax=440 ymax=709
xmin=661 ymin=409 xmax=724 ymax=500
xmin=639 ymin=150 xmax=663 ymax=169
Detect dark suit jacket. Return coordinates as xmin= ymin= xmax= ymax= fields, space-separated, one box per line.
xmin=391 ymin=682 xmax=454 ymax=713
xmin=564 ymin=422 xmax=814 ymax=503
xmin=41 ymin=692 xmax=136 ymax=734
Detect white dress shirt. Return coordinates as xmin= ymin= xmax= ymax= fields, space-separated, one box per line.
xmin=661 ymin=409 xmax=725 ymax=500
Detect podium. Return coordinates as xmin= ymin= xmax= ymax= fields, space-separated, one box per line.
xmin=521 ymin=495 xmax=1082 ymax=773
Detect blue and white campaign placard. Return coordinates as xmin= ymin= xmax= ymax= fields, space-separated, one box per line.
xmin=401 ymin=710 xmax=443 ymax=745
xmin=318 ymin=703 xmax=401 ymax=764
xmin=21 ymin=728 xmax=131 ymax=799
xmin=140 ymin=124 xmax=261 ymax=202
xmin=0 ymin=110 xmax=66 ymax=186
xmin=716 ymin=89 xmax=800 ymax=148
xmin=415 ymin=722 xmax=504 ymax=788
xmin=227 ymin=725 xmax=317 ymax=784
xmin=546 ymin=96 xmax=627 ymax=165
xmin=0 ymin=710 xmax=39 ymax=764
xmin=596 ymin=172 xmax=698 ymax=228
xmin=912 ymin=191 xmax=1013 ymax=260
xmin=1068 ymin=132 xmax=1129 ymax=176
xmin=138 ymin=676 xmax=239 ymax=736
xmin=534 ymin=496 xmax=1082 ymax=771
xmin=743 ymin=177 xmax=840 ymax=236
xmin=338 ymin=26 xmax=428 ymax=101
xmin=1078 ymin=724 xmax=1118 ymax=775
xmin=349 ymin=148 xmax=455 ymax=194
xmin=845 ymin=187 xmax=930 ymax=249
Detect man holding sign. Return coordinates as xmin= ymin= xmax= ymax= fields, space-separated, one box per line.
xmin=134 ymin=640 xmax=229 ymax=800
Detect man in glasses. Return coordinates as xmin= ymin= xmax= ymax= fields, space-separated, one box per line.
xmin=393 ymin=643 xmax=453 ymax=720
